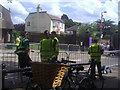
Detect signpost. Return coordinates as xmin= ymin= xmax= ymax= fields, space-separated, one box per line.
xmin=98 ymin=24 xmax=104 ymax=29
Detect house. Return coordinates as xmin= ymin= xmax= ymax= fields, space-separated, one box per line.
xmin=65 ymin=24 xmax=81 ymax=35
xmin=64 ymin=24 xmax=82 ymax=44
xmin=0 ymin=4 xmax=14 ymax=43
xmin=25 ymin=5 xmax=65 ymax=34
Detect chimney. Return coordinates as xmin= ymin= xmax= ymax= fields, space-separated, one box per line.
xmin=37 ymin=4 xmax=42 ymax=13
xmin=37 ymin=4 xmax=40 ymax=12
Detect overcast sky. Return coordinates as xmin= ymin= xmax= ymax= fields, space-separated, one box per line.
xmin=0 ymin=0 xmax=119 ymax=24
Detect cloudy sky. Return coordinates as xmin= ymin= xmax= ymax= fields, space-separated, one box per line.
xmin=0 ymin=0 xmax=119 ymax=24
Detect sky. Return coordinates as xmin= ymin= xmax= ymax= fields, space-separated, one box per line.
xmin=0 ymin=0 xmax=119 ymax=24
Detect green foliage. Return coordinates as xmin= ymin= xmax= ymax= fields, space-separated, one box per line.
xmin=78 ymin=23 xmax=98 ymax=40
xmin=103 ymin=35 xmax=111 ymax=39
xmin=77 ymin=19 xmax=118 ymax=43
xmin=12 ymin=30 xmax=20 ymax=43
xmin=61 ymin=14 xmax=69 ymax=20
xmin=13 ymin=30 xmax=20 ymax=37
xmin=61 ymin=14 xmax=78 ymax=28
xmin=95 ymin=19 xmax=117 ymax=39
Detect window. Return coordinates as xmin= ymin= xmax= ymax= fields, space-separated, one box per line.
xmin=61 ymin=23 xmax=63 ymax=29
xmin=53 ymin=21 xmax=60 ymax=27
xmin=66 ymin=31 xmax=73 ymax=35
xmin=0 ymin=12 xmax=2 ymax=19
xmin=53 ymin=22 xmax=57 ymax=27
xmin=27 ymin=21 xmax=30 ymax=26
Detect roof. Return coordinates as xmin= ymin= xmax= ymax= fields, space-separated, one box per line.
xmin=0 ymin=4 xmax=14 ymax=29
xmin=47 ymin=13 xmax=64 ymax=23
xmin=27 ymin=11 xmax=64 ymax=23
xmin=66 ymin=25 xmax=81 ymax=31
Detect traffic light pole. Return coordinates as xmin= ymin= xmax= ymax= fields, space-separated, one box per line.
xmin=100 ymin=11 xmax=107 ymax=44
xmin=100 ymin=12 xmax=103 ymax=44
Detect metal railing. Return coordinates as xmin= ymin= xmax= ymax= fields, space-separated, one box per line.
xmin=0 ymin=43 xmax=119 ymax=69
xmin=1 ymin=50 xmax=119 ymax=70
xmin=0 ymin=43 xmax=81 ymax=51
xmin=1 ymin=43 xmax=119 ymax=89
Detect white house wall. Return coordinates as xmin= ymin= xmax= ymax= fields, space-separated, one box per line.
xmin=25 ymin=12 xmax=51 ymax=33
xmin=25 ymin=14 xmax=37 ymax=32
xmin=50 ymin=20 xmax=53 ymax=33
xmin=60 ymin=23 xmax=65 ymax=32
xmin=25 ymin=12 xmax=65 ymax=33
xmin=51 ymin=20 xmax=65 ymax=34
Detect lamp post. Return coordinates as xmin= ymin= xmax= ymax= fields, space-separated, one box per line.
xmin=100 ymin=11 xmax=107 ymax=43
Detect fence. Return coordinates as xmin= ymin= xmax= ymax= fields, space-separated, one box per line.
xmin=1 ymin=43 xmax=119 ymax=90
xmin=1 ymin=50 xmax=119 ymax=70
xmin=0 ymin=43 xmax=81 ymax=51
xmin=0 ymin=43 xmax=119 ymax=69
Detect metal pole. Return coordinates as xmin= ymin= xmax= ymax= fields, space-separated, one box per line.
xmin=100 ymin=11 xmax=107 ymax=44
xmin=100 ymin=12 xmax=103 ymax=44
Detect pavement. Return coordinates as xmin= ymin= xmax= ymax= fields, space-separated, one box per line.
xmin=103 ymin=66 xmax=119 ymax=88
xmin=2 ymin=65 xmax=120 ymax=90
xmin=94 ymin=65 xmax=120 ymax=89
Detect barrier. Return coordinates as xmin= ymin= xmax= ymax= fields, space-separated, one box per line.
xmin=0 ymin=43 xmax=119 ymax=69
xmin=1 ymin=52 xmax=18 ymax=70
xmin=0 ymin=43 xmax=81 ymax=51
xmin=68 ymin=51 xmax=119 ymax=67
xmin=1 ymin=49 xmax=119 ymax=89
xmin=1 ymin=50 xmax=119 ymax=70
xmin=0 ymin=51 xmax=69 ymax=70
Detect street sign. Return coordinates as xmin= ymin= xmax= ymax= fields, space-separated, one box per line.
xmin=98 ymin=24 xmax=104 ymax=29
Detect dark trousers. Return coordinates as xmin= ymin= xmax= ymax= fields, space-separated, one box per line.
xmin=51 ymin=56 xmax=58 ymax=63
xmin=18 ymin=53 xmax=32 ymax=68
xmin=90 ymin=59 xmax=102 ymax=79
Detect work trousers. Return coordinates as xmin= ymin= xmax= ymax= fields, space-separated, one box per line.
xmin=90 ymin=59 xmax=102 ymax=79
xmin=51 ymin=56 xmax=58 ymax=63
xmin=18 ymin=53 xmax=32 ymax=68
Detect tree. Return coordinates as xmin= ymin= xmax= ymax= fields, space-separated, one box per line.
xmin=61 ymin=14 xmax=69 ymax=20
xmin=12 ymin=30 xmax=21 ymax=43
xmin=95 ymin=19 xmax=117 ymax=39
xmin=14 ymin=23 xmax=25 ymax=31
xmin=77 ymin=24 xmax=91 ymax=47
xmin=61 ymin=14 xmax=78 ymax=28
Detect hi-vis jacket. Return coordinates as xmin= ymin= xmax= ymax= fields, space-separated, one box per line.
xmin=16 ymin=37 xmax=29 ymax=54
xmin=40 ymin=38 xmax=53 ymax=62
xmin=88 ymin=44 xmax=104 ymax=62
xmin=16 ymin=37 xmax=20 ymax=46
xmin=40 ymin=37 xmax=60 ymax=62
xmin=52 ymin=37 xmax=59 ymax=56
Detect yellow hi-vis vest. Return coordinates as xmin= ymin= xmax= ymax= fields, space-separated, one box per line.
xmin=89 ymin=44 xmax=102 ymax=62
xmin=16 ymin=37 xmax=20 ymax=46
xmin=40 ymin=38 xmax=53 ymax=62
xmin=52 ymin=37 xmax=59 ymax=56
xmin=16 ymin=38 xmax=29 ymax=54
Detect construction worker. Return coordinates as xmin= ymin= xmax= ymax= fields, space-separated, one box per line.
xmin=15 ymin=35 xmax=21 ymax=51
xmin=88 ymin=39 xmax=104 ymax=80
xmin=40 ymin=30 xmax=53 ymax=62
xmin=16 ymin=32 xmax=32 ymax=68
xmin=51 ymin=31 xmax=59 ymax=62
